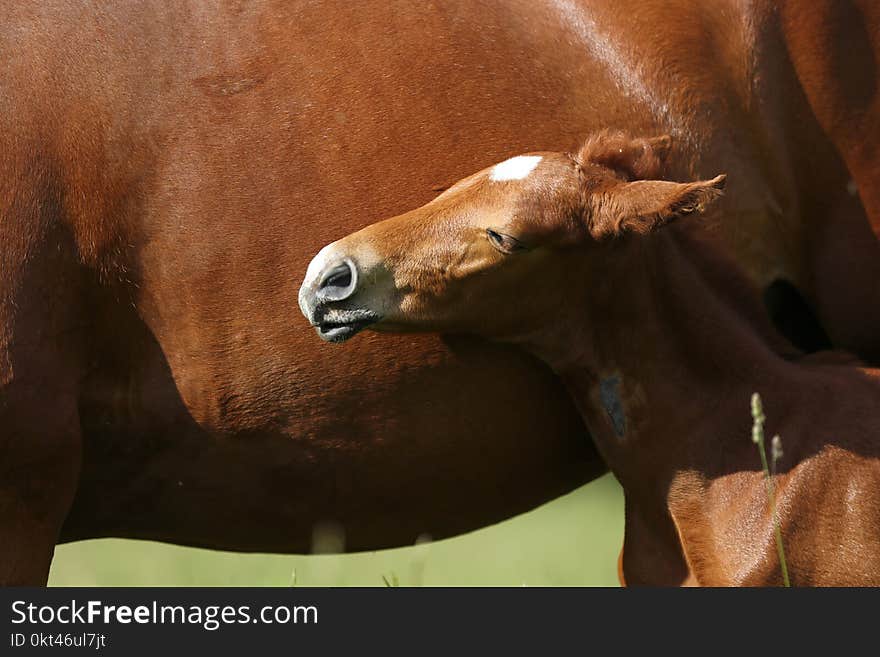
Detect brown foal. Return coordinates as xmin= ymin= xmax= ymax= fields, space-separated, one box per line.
xmin=300 ymin=133 xmax=880 ymax=586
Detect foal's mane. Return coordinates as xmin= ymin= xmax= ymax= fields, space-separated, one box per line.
xmin=572 ymin=130 xmax=671 ymax=181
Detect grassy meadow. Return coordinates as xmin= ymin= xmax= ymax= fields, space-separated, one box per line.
xmin=50 ymin=474 xmax=623 ymax=586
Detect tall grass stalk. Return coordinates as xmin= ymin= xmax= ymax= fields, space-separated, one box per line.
xmin=751 ymin=393 xmax=791 ymax=587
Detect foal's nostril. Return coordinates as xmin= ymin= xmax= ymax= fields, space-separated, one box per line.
xmin=316 ymin=258 xmax=358 ymax=302
xmin=323 ymin=265 xmax=351 ymax=290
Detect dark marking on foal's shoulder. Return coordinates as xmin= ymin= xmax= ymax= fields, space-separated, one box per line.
xmin=599 ymin=375 xmax=627 ymax=438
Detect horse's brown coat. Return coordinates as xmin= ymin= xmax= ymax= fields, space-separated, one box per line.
xmin=3 ymin=1 xmax=880 ymax=584
xmin=306 ymin=135 xmax=880 ymax=585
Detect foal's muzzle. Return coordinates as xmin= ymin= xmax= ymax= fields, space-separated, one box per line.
xmin=299 ymin=247 xmax=379 ymax=342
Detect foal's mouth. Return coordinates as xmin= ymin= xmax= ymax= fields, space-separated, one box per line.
xmin=313 ymin=308 xmax=381 ymax=343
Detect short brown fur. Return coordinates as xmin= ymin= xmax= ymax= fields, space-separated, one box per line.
xmin=310 ymin=133 xmax=880 ymax=586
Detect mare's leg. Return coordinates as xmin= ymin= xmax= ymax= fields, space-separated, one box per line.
xmin=0 ymin=191 xmax=85 ymax=585
xmin=0 ymin=385 xmax=82 ymax=584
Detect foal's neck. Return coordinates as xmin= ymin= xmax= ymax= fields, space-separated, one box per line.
xmin=547 ymin=227 xmax=794 ymax=494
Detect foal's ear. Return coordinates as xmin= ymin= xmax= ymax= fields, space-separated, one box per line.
xmin=588 ymin=175 xmax=727 ymax=239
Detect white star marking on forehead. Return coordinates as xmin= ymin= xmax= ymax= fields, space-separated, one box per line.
xmin=489 ymin=155 xmax=543 ymax=182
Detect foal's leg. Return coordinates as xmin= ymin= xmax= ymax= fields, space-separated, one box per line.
xmin=616 ymin=547 xmax=626 ymax=587
xmin=620 ymin=497 xmax=695 ymax=586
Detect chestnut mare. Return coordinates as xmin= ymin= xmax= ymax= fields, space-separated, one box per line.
xmin=3 ymin=1 xmax=879 ymax=584
xmin=300 ymin=133 xmax=880 ymax=585
xmin=5 ymin=1 xmax=602 ymax=586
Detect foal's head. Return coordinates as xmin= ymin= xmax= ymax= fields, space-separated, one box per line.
xmin=299 ymin=132 xmax=725 ymax=347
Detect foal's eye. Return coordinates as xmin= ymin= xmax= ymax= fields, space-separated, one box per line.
xmin=486 ymin=228 xmax=527 ymax=254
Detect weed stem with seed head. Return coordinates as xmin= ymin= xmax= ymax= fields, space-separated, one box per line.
xmin=750 ymin=393 xmax=791 ymax=587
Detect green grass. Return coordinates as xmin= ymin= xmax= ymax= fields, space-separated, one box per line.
xmin=50 ymin=474 xmax=623 ymax=586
